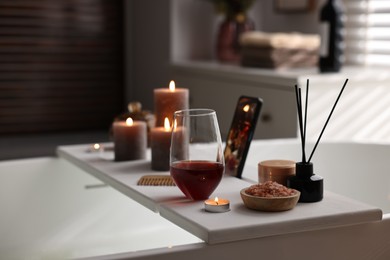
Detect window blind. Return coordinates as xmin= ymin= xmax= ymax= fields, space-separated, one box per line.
xmin=343 ymin=0 xmax=390 ymax=66
xmin=0 ymin=0 xmax=124 ymax=134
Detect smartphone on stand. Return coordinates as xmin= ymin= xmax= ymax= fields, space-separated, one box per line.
xmin=224 ymin=96 xmax=263 ymax=178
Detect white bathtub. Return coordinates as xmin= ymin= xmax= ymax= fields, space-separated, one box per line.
xmin=1 ymin=140 xmax=390 ymax=260
xmin=0 ymin=157 xmax=201 ymax=259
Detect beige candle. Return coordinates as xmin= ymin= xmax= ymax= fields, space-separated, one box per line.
xmin=113 ymin=118 xmax=147 ymax=161
xmin=154 ymin=80 xmax=189 ymax=127
xmin=170 ymin=119 xmax=189 ymax=162
xmin=151 ymin=117 xmax=172 ymax=171
xmin=258 ymin=160 xmax=295 ymax=186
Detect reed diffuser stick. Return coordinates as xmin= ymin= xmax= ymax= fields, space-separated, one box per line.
xmin=294 ymin=85 xmax=306 ymax=163
xmin=308 ymin=78 xmax=349 ymax=162
xmin=303 ymin=79 xmax=309 ymax=154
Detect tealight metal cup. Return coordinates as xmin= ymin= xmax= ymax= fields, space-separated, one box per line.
xmin=204 ymin=198 xmax=230 ymax=213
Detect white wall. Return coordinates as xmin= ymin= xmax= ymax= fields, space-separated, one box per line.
xmin=260 ymin=0 xmax=326 ymax=34
xmin=124 ymin=0 xmax=171 ymax=111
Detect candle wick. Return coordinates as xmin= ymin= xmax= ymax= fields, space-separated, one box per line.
xmin=216 ymin=201 xmax=219 ymax=205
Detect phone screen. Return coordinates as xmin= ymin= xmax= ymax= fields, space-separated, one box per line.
xmin=224 ymin=96 xmax=262 ymax=178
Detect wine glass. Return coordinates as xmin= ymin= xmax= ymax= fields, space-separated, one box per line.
xmin=170 ymin=109 xmax=225 ymax=200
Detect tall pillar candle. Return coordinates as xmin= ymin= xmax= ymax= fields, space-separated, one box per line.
xmin=154 ymin=80 xmax=189 ymax=127
xmin=113 ymin=118 xmax=147 ymax=161
xmin=151 ymin=117 xmax=172 ymax=171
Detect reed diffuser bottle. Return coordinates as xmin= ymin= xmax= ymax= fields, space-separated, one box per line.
xmin=287 ymin=79 xmax=348 ymax=202
xmin=288 ymin=162 xmax=323 ymax=202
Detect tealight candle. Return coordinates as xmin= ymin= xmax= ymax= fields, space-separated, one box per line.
xmin=154 ymin=80 xmax=189 ymax=127
xmin=113 ymin=117 xmax=147 ymax=161
xmin=204 ymin=197 xmax=230 ymax=213
xmin=151 ymin=117 xmax=172 ymax=171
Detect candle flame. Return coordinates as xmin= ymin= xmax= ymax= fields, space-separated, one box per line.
xmin=126 ymin=117 xmax=133 ymax=126
xmin=169 ymin=80 xmax=175 ymax=91
xmin=93 ymin=143 xmax=100 ymax=150
xmin=243 ymin=104 xmax=250 ymax=112
xmin=164 ymin=117 xmax=171 ymax=131
xmin=214 ymin=197 xmax=219 ymax=205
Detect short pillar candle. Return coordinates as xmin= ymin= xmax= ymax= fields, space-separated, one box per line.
xmin=151 ymin=117 xmax=172 ymax=171
xmin=154 ymin=80 xmax=189 ymax=127
xmin=113 ymin=118 xmax=147 ymax=161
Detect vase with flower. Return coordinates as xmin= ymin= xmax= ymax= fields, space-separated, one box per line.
xmin=208 ymin=0 xmax=256 ymax=63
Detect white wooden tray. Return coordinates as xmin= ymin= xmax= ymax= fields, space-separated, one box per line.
xmin=57 ymin=143 xmax=382 ymax=244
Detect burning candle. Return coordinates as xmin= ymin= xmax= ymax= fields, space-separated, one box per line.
xmin=151 ymin=117 xmax=172 ymax=171
xmin=113 ymin=117 xmax=147 ymax=161
xmin=154 ymin=80 xmax=189 ymax=127
xmin=204 ymin=197 xmax=230 ymax=213
xmin=87 ymin=143 xmax=103 ymax=153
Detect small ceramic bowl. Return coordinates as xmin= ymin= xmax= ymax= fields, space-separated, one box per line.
xmin=240 ymin=188 xmax=300 ymax=212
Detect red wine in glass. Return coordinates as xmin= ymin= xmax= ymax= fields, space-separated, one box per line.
xmin=170 ymin=109 xmax=225 ymax=200
xmin=170 ymin=160 xmax=224 ymax=200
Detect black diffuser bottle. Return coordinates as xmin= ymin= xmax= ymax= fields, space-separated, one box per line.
xmin=319 ymin=0 xmax=344 ymax=73
xmin=288 ymin=162 xmax=323 ymax=202
xmin=287 ymin=79 xmax=348 ymax=202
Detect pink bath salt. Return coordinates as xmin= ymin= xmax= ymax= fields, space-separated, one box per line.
xmin=245 ymin=181 xmax=297 ymax=198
